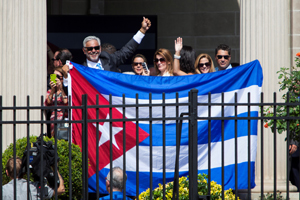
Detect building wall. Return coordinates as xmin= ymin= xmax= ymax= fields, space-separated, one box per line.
xmin=48 ymin=0 xmax=240 ymax=64
xmin=291 ymin=0 xmax=300 ymax=66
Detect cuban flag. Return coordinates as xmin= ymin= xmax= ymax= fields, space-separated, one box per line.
xmin=70 ymin=60 xmax=263 ymax=196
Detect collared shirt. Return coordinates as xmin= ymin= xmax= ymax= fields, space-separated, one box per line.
xmin=216 ymin=64 xmax=232 ymax=72
xmin=86 ymin=30 xmax=145 ymax=69
xmin=86 ymin=59 xmax=103 ymax=69
xmin=2 ymin=179 xmax=54 ymax=200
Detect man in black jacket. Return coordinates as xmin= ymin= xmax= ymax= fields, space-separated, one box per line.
xmin=81 ymin=17 xmax=151 ymax=72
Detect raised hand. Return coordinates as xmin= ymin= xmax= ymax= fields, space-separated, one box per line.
xmin=140 ymin=17 xmax=151 ymax=34
xmin=175 ymin=37 xmax=183 ymax=53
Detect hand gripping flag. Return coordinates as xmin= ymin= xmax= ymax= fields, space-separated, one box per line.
xmin=70 ymin=60 xmax=263 ymax=196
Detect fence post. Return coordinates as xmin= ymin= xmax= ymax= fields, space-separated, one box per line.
xmin=82 ymin=94 xmax=88 ymax=200
xmin=189 ymin=89 xmax=198 ymax=200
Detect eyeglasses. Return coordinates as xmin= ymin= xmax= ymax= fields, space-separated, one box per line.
xmin=51 ymin=58 xmax=59 ymax=61
xmin=198 ymin=62 xmax=211 ymax=68
xmin=85 ymin=46 xmax=100 ymax=51
xmin=154 ymin=58 xmax=166 ymax=63
xmin=217 ymin=55 xmax=230 ymax=60
xmin=56 ymin=75 xmax=63 ymax=80
xmin=133 ymin=62 xmax=143 ymax=66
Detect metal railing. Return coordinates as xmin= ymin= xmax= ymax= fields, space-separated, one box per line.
xmin=0 ymin=91 xmax=300 ymax=200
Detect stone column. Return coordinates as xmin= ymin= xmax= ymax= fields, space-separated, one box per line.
xmin=240 ymin=0 xmax=297 ymax=193
xmin=0 ymin=0 xmax=47 ymax=150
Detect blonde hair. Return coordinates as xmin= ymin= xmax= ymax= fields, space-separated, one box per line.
xmin=153 ymin=48 xmax=174 ymax=76
xmin=194 ymin=53 xmax=215 ymax=74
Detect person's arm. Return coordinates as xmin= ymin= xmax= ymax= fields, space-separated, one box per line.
xmin=45 ymin=81 xmax=56 ymax=105
xmin=58 ymin=80 xmax=68 ymax=105
xmin=174 ymin=37 xmax=188 ymax=76
xmin=111 ymin=17 xmax=151 ymax=69
xmin=53 ymin=171 xmax=65 ymax=196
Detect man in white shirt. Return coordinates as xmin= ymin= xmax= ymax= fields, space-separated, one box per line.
xmin=81 ymin=17 xmax=151 ymax=72
xmin=215 ymin=44 xmax=232 ymax=71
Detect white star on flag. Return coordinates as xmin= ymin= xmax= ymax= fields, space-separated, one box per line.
xmin=93 ymin=114 xmax=123 ymax=149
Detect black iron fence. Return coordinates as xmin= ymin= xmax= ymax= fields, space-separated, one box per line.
xmin=0 ymin=91 xmax=300 ymax=200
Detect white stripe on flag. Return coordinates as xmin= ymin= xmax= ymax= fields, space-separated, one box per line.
xmin=102 ymin=85 xmax=261 ymax=124
xmin=104 ymin=135 xmax=257 ymax=172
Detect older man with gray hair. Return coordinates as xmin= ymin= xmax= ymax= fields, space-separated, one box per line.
xmin=100 ymin=167 xmax=132 ymax=200
xmin=82 ymin=17 xmax=151 ymax=72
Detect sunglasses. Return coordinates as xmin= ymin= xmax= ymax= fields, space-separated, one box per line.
xmin=85 ymin=46 xmax=100 ymax=51
xmin=154 ymin=58 xmax=166 ymax=63
xmin=198 ymin=62 xmax=211 ymax=68
xmin=56 ymin=75 xmax=63 ymax=80
xmin=217 ymin=55 xmax=230 ymax=60
xmin=133 ymin=62 xmax=143 ymax=66
xmin=51 ymin=58 xmax=59 ymax=61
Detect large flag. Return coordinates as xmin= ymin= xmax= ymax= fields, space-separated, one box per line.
xmin=70 ymin=60 xmax=263 ymax=196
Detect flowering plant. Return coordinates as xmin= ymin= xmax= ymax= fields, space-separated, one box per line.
xmin=264 ymin=54 xmax=300 ymax=141
xmin=138 ymin=173 xmax=238 ymax=200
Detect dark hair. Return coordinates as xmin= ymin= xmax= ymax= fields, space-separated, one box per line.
xmin=101 ymin=43 xmax=117 ymax=54
xmin=215 ymin=44 xmax=231 ymax=56
xmin=132 ymin=54 xmax=147 ymax=64
xmin=180 ymin=46 xmax=196 ymax=73
xmin=57 ymin=49 xmax=73 ymax=65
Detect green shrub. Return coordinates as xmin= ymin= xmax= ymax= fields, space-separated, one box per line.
xmin=2 ymin=136 xmax=83 ymax=200
xmin=139 ymin=173 xmax=239 ymax=200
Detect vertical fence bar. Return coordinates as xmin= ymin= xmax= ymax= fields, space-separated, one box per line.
xmin=286 ymin=92 xmax=290 ymax=200
xmin=0 ymin=96 xmax=2 ymax=200
xmin=68 ymin=97 xmax=72 ymax=200
xmin=136 ymin=93 xmax=140 ymax=199
xmin=260 ymin=93 xmax=264 ymax=199
xmin=247 ymin=93 xmax=251 ymax=199
xmin=40 ymin=96 xmax=45 ymax=199
xmin=96 ymin=95 xmax=100 ymax=199
xmin=221 ymin=93 xmax=225 ymax=200
xmin=26 ymin=96 xmax=30 ymax=200
xmin=175 ymin=92 xmax=180 ymax=200
xmin=234 ymin=93 xmax=238 ymax=200
xmin=273 ymin=92 xmax=277 ymax=200
xmin=109 ymin=94 xmax=113 ymax=199
xmin=162 ymin=92 xmax=166 ymax=200
xmin=13 ymin=96 xmax=16 ymax=200
xmin=122 ymin=94 xmax=127 ymax=199
xmin=208 ymin=92 xmax=212 ymax=197
xmin=188 ymin=89 xmax=198 ymax=200
xmin=173 ymin=93 xmax=181 ymax=200
xmin=82 ymin=94 xmax=88 ymax=200
xmin=149 ymin=93 xmax=153 ymax=200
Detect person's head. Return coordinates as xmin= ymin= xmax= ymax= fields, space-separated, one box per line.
xmin=6 ymin=157 xmax=22 ymax=179
xmin=82 ymin=36 xmax=101 ymax=62
xmin=195 ymin=53 xmax=215 ymax=74
xmin=53 ymin=51 xmax=61 ymax=68
xmin=132 ymin=54 xmax=147 ymax=75
xmin=106 ymin=167 xmax=127 ymax=193
xmin=101 ymin=43 xmax=117 ymax=54
xmin=180 ymin=46 xmax=196 ymax=74
xmin=215 ymin=44 xmax=231 ymax=70
xmin=153 ymin=48 xmax=173 ymax=76
xmin=53 ymin=67 xmax=66 ymax=84
xmin=57 ymin=49 xmax=73 ymax=65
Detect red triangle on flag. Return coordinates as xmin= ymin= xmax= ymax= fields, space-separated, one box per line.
xmin=71 ymin=67 xmax=149 ymax=177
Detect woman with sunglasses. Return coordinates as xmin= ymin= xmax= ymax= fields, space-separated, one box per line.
xmin=154 ymin=48 xmax=174 ymax=76
xmin=124 ymin=54 xmax=150 ymax=76
xmin=174 ymin=37 xmax=215 ymax=75
xmin=45 ymin=66 xmax=68 ymax=137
